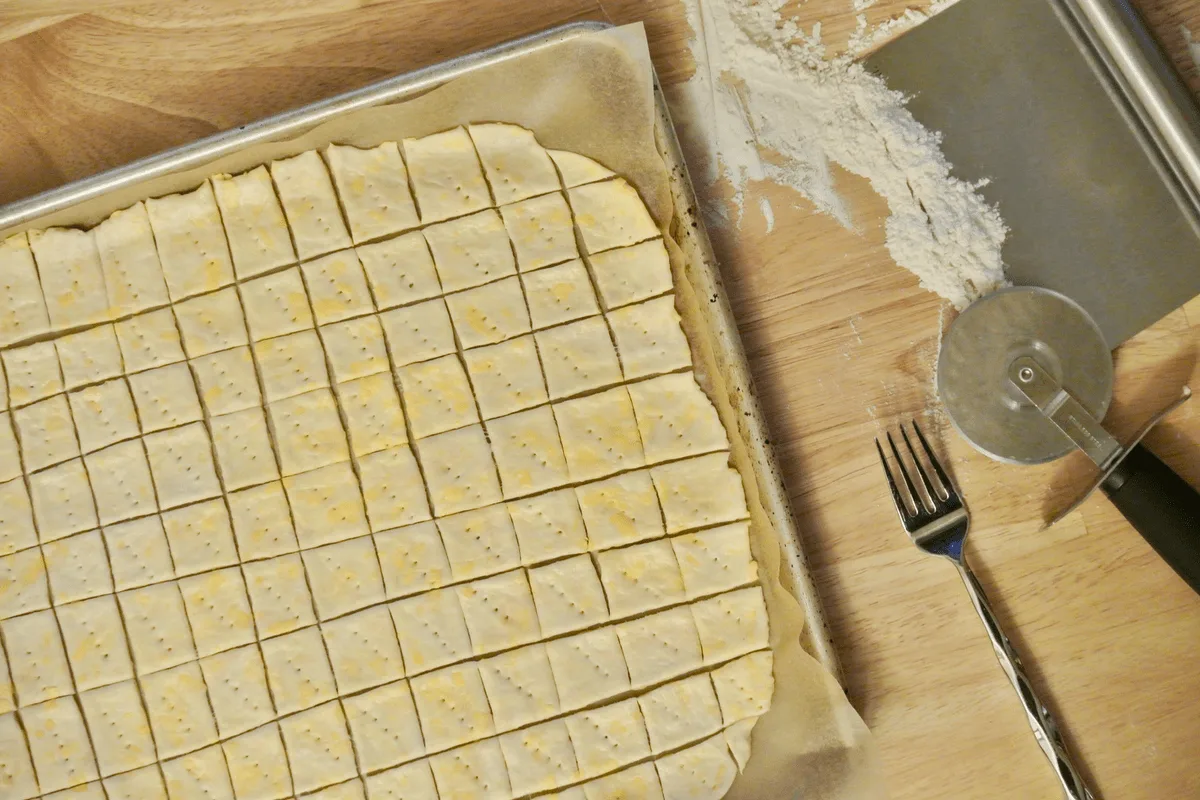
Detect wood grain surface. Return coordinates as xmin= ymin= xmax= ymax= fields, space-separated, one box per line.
xmin=1 ymin=2 xmax=1198 ymax=798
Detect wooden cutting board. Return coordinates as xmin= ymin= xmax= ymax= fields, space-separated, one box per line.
xmin=0 ymin=1 xmax=1197 ymax=797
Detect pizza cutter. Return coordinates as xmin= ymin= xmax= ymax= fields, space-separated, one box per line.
xmin=938 ymin=286 xmax=1200 ymax=592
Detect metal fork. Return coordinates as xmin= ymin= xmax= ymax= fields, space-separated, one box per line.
xmin=876 ymin=422 xmax=1095 ymax=800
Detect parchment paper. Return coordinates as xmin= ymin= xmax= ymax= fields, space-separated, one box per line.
xmin=7 ymin=24 xmax=884 ymax=800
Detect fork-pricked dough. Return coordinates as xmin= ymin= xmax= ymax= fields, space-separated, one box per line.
xmin=342 ymin=679 xmax=424 ymax=773
xmin=322 ymin=606 xmax=406 ymax=695
xmin=444 ymin=275 xmax=530 ymax=349
xmin=144 ymin=182 xmax=235 ymax=301
xmin=522 ymin=259 xmax=598 ymax=329
xmin=650 ymin=453 xmax=748 ymax=534
xmin=139 ymin=662 xmax=218 ymax=761
xmin=468 ymin=123 xmax=561 ymax=205
xmin=113 ymin=308 xmax=185 ymax=374
xmin=416 ymin=424 xmax=501 ymax=517
xmin=301 ymin=247 xmax=375 ymax=325
xmin=691 ymin=586 xmax=770 ymax=665
xmin=553 ymin=386 xmax=645 ymax=483
xmin=423 ymin=208 xmax=517 ymax=293
xmin=28 ymin=226 xmax=111 ymax=328
xmin=671 ymin=522 xmax=757 ymax=600
xmin=410 ymin=662 xmax=495 ymax=752
xmin=638 ymin=673 xmax=723 ymax=754
xmin=568 ymin=178 xmax=659 ymax=254
xmin=404 ymin=127 xmax=492 ymax=223
xmin=461 ymin=334 xmax=547 ymax=419
xmin=93 ymin=202 xmax=171 ymax=316
xmin=173 ymin=286 xmax=248 ymax=358
xmin=501 ymin=192 xmax=579 ymax=272
xmin=499 ymin=717 xmax=580 ymax=797
xmin=326 ymin=141 xmax=420 ymax=243
xmin=270 ymin=150 xmax=352 ymax=260
xmin=478 ymin=643 xmax=560 ymax=733
xmin=564 ymin=699 xmax=651 ymax=780
xmin=548 ymin=149 xmax=614 ymax=188
xmin=0 ymin=479 xmax=36 ymax=558
xmin=54 ymin=324 xmax=124 ymax=390
xmin=655 ymin=734 xmax=737 ymax=800
xmin=357 ymin=231 xmax=442 ymax=310
xmin=79 ymin=679 xmax=156 ymax=777
xmin=211 ymin=166 xmax=297 ymax=278
xmin=21 ymin=695 xmax=99 ymax=792
xmin=0 ymin=233 xmax=51 ymax=346
xmin=628 ymin=372 xmax=729 ymax=464
xmin=508 ymin=488 xmax=589 ymax=565
xmin=589 ymin=238 xmax=673 ymax=310
xmin=4 ymin=341 xmax=61 ymax=408
xmin=4 ymin=609 xmax=73 ymax=706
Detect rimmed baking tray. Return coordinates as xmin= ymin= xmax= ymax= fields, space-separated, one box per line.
xmin=0 ymin=20 xmax=841 ymax=681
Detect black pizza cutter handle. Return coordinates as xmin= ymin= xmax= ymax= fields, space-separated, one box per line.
xmin=1101 ymin=443 xmax=1200 ymax=593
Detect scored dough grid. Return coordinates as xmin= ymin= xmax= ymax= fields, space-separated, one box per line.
xmin=0 ymin=124 xmax=773 ymax=800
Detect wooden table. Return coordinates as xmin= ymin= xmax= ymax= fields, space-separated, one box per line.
xmin=1 ymin=2 xmax=1197 ymax=798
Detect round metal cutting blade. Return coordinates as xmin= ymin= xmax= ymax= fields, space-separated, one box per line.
xmin=937 ymin=286 xmax=1114 ymax=464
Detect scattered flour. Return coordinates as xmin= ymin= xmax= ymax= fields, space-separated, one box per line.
xmin=669 ymin=0 xmax=1008 ymax=308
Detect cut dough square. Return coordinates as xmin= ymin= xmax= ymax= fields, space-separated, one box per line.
xmin=589 ymin=239 xmax=672 ymax=310
xmin=711 ymin=650 xmax=773 ymax=723
xmin=161 ymin=499 xmax=238 ymax=577
xmin=20 ymin=695 xmax=99 ymax=792
xmin=478 ymin=643 xmax=559 ymax=733
xmin=456 ymin=569 xmax=541 ymax=655
xmin=468 ymin=123 xmax=560 ymax=205
xmin=0 ymin=712 xmax=37 ymax=797
xmin=582 ymin=763 xmax=663 ymax=800
xmin=118 ymin=581 xmax=197 ymax=675
xmin=607 ymin=296 xmax=692 ymax=380
xmin=255 ymin=329 xmax=330 ymax=402
xmin=199 ymin=644 xmax=275 ymax=739
xmin=283 ymin=461 xmax=368 ymax=548
xmin=103 ymin=516 xmax=174 ymax=591
xmin=615 ymin=606 xmax=702 ymax=689
xmin=357 ymin=231 xmax=441 ymax=310
xmin=549 ymin=150 xmax=614 ymax=188
xmin=191 ymin=346 xmax=262 ymax=416
xmin=403 ymin=128 xmax=492 ymax=223
xmin=415 ymin=424 xmax=501 ymax=517
xmin=302 ymin=535 xmax=385 ymax=620
xmin=535 ymin=316 xmax=622 ymax=400
xmin=553 ymin=387 xmax=645 ymax=482
xmin=84 ymin=439 xmax=158 ymax=525
xmin=638 ymin=674 xmax=722 ymax=754
xmin=0 ymin=478 xmax=36 ymax=558
xmin=269 ymin=388 xmax=350 ymax=477
xmin=321 ymin=315 xmax=388 ymax=383
xmin=174 ymin=287 xmax=248 ymax=359
xmin=650 ymin=453 xmax=748 ymax=533
xmin=628 ymin=372 xmax=727 ymax=465
xmin=410 ymin=662 xmax=495 ymax=751
xmin=211 ymin=406 xmax=280 ymax=491
xmin=374 ymin=521 xmax=451 ymax=599
xmin=545 ymin=627 xmax=630 ymax=712
xmin=357 ymin=446 xmax=430 ymax=532
xmin=228 ymin=481 xmax=299 ymax=561
xmin=322 ymin=605 xmax=405 ymax=695
xmin=114 ymin=309 xmax=185 ymax=374
xmin=301 ymin=248 xmax=375 ymax=325
xmin=564 ymin=699 xmax=651 ymax=780
xmin=444 ymin=276 xmax=531 ymax=349
xmin=501 ymin=193 xmax=579 ymax=273
xmin=222 ymin=722 xmax=292 ymax=800
xmin=144 ymin=422 xmax=222 ymax=510
xmin=179 ymin=567 xmax=256 ymax=657
xmin=4 ymin=341 xmax=62 ymax=407
xmin=4 ymin=610 xmax=73 ymax=706
xmin=379 ymin=298 xmax=456 ymax=367
xmin=343 ymin=679 xmax=424 ymax=773
xmin=337 ymin=374 xmax=409 ymax=458
xmin=671 ymin=522 xmax=757 ymax=599
xmin=244 ymin=553 xmax=316 ymax=638
xmin=28 ymin=227 xmax=111 ymax=328
xmin=724 ymin=717 xmax=758 ymax=771
xmin=161 ymin=744 xmax=235 ymax=800
xmin=436 ymin=503 xmax=520 ymax=582
xmin=54 ymin=324 xmax=124 ymax=390
xmin=0 ymin=547 xmax=48 ymax=620
xmin=528 ymin=554 xmax=609 ymax=637
xmin=93 ymin=203 xmax=170 ymax=318
xmin=690 ymin=586 xmax=770 ymax=664
xmin=389 ymin=586 xmax=473 ymax=674
xmin=655 ymin=735 xmax=737 ymax=800
xmin=14 ymin=394 xmax=79 ymax=471
xmin=499 ymin=718 xmax=579 ymax=797
xmin=462 ymin=335 xmax=547 ymax=419
xmin=139 ymin=661 xmax=218 ymax=760
xmin=567 ymin=179 xmax=658 ymax=254
xmin=576 ymin=469 xmax=664 ymax=551
xmin=211 ymin=166 xmax=297 ymax=279
xmin=326 ymin=141 xmax=420 ymax=243
xmin=43 ymin=529 xmax=113 ymax=605
xmin=270 ymin=150 xmax=353 ymax=260
xmin=486 ymin=405 xmax=570 ymax=497
xmin=596 ymin=539 xmax=686 ymax=619
xmin=523 ymin=259 xmax=598 ymax=328
xmin=241 ymin=266 xmax=315 ymax=342
xmin=144 ymin=182 xmax=235 ymax=301
xmin=68 ymin=379 xmax=140 ymax=453
xmin=79 ymin=680 xmax=156 ymax=776
xmin=29 ymin=459 xmax=98 ymax=542
xmin=396 ymin=354 xmax=478 ymax=438
xmin=365 ymin=761 xmax=439 ymax=800
xmin=58 ymin=596 xmax=133 ymax=692
xmin=261 ymin=626 xmax=337 ymax=715
xmin=0 ymin=233 xmax=51 ymax=347
xmin=423 ymin=209 xmax=516 ymax=293
xmin=429 ymin=738 xmax=510 ymax=800
xmin=278 ymin=701 xmax=358 ymax=794
xmin=104 ymin=764 xmax=167 ymax=800
xmin=508 ymin=488 xmax=588 ymax=565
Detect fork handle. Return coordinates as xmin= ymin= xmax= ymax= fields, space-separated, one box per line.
xmin=955 ymin=562 xmax=1096 ymax=800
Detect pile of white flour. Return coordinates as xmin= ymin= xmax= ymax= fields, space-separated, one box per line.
xmin=669 ymin=0 xmax=1008 ymax=308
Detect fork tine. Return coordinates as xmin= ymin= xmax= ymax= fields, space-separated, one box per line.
xmin=911 ymin=421 xmax=959 ymax=502
xmin=875 ymin=438 xmax=913 ymax=524
xmin=900 ymin=425 xmax=942 ymax=504
xmin=886 ymin=431 xmax=925 ymax=513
